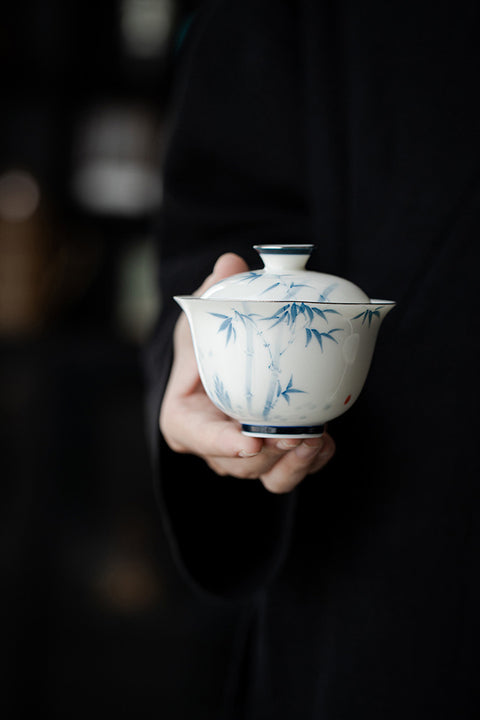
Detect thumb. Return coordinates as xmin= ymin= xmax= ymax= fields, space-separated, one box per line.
xmin=194 ymin=252 xmax=249 ymax=296
xmin=172 ymin=252 xmax=250 ymax=392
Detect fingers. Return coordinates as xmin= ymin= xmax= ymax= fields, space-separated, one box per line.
xmin=205 ymin=435 xmax=302 ymax=478
xmin=161 ymin=382 xmax=336 ymax=490
xmin=260 ymin=434 xmax=336 ymax=494
xmin=175 ymin=412 xmax=263 ymax=459
xmin=160 ymin=390 xmax=263 ymax=458
xmin=205 ymin=433 xmax=336 ymax=493
xmin=168 ymin=252 xmax=250 ymax=394
xmin=161 ymin=248 xmax=259 ymax=458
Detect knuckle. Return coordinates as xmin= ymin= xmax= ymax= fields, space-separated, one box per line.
xmin=161 ymin=431 xmax=188 ymax=455
xmin=260 ymin=474 xmax=301 ymax=494
xmin=166 ymin=437 xmax=187 ymax=454
xmin=241 ymin=467 xmax=263 ymax=480
xmin=231 ymin=465 xmax=261 ymax=480
xmin=261 ymin=480 xmax=287 ymax=494
xmin=159 ymin=407 xmax=172 ymax=439
xmin=206 ymin=459 xmax=228 ymax=476
xmin=159 ymin=419 xmax=186 ymax=454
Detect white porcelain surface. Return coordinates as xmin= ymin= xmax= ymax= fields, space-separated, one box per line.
xmin=175 ymin=245 xmax=395 ymax=437
xmin=203 ymin=244 xmax=370 ymax=303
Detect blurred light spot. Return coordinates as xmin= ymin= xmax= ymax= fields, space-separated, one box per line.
xmin=73 ymin=160 xmax=162 ymax=216
xmin=120 ymin=0 xmax=174 ymax=58
xmin=0 ymin=170 xmax=40 ymax=222
xmin=115 ymin=236 xmax=161 ymax=343
xmin=71 ymin=104 xmax=163 ymax=216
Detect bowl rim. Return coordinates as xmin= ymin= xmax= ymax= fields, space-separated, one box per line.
xmin=174 ymin=295 xmax=396 ymax=306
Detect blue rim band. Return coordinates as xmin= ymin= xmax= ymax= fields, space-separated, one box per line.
xmin=241 ymin=423 xmax=325 ymax=435
xmin=253 ymin=244 xmax=314 ymax=255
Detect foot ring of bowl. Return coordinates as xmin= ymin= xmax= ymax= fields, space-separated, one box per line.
xmin=241 ymin=424 xmax=325 ymax=438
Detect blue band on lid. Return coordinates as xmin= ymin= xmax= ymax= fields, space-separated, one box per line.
xmin=254 ymin=244 xmax=314 ymax=255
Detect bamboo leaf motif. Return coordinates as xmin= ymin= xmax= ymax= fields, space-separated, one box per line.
xmin=226 ymin=324 xmax=235 ymax=344
xmin=211 ymin=304 xmax=344 ymax=352
xmin=278 ymin=374 xmax=306 ymax=404
xmin=235 ymin=272 xmax=316 ymax=298
xmin=237 ymin=271 xmax=263 ymax=284
xmin=207 ymin=301 xmax=347 ymax=419
xmin=261 ymin=282 xmax=281 ymax=295
xmin=312 ymin=329 xmax=324 ymax=350
xmin=213 ymin=375 xmax=232 ymax=411
xmin=235 ymin=311 xmax=259 ymax=326
xmin=352 ymin=307 xmax=384 ymax=327
xmin=209 ymin=312 xmax=237 ymax=346
xmin=312 ymin=307 xmax=341 ymax=322
xmin=285 ymin=282 xmax=312 ymax=298
xmin=268 ymin=311 xmax=290 ymax=329
xmin=317 ymin=283 xmax=339 ymax=301
xmin=308 ymin=327 xmax=342 ymax=351
xmin=261 ymin=303 xmax=345 ymax=353
xmin=210 ymin=309 xmax=262 ymax=347
xmin=219 ymin=318 xmax=231 ymax=332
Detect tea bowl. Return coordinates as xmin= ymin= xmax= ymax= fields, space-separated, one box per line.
xmin=175 ymin=245 xmax=395 ymax=438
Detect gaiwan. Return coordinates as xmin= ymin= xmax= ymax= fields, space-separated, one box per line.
xmin=175 ymin=245 xmax=395 ymax=438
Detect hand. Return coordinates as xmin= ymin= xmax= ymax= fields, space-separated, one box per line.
xmin=159 ymin=253 xmax=336 ymax=493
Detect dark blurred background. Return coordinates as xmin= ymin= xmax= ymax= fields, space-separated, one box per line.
xmin=0 ymin=1 xmax=238 ymax=717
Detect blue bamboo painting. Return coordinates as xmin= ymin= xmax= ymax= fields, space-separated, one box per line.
xmin=213 ymin=374 xmax=232 ymax=413
xmin=264 ymin=302 xmax=340 ymax=328
xmin=352 ymin=306 xmax=384 ymax=327
xmin=235 ymin=272 xmax=339 ymax=302
xmin=208 ymin=301 xmax=349 ymax=419
xmin=305 ymin=327 xmax=343 ymax=350
xmin=205 ymin=298 xmax=386 ymax=422
xmin=276 ymin=375 xmax=306 ymax=404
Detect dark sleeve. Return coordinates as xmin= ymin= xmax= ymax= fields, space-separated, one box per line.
xmin=143 ymin=0 xmax=309 ymax=599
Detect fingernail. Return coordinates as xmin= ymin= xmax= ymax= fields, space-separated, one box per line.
xmin=295 ymin=440 xmax=323 ymax=460
xmin=238 ymin=450 xmax=260 ymax=458
xmin=277 ymin=439 xmax=301 ymax=450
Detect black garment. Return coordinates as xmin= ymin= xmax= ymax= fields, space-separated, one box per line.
xmin=144 ymin=1 xmax=480 ymax=717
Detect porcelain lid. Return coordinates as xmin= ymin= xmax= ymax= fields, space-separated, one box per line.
xmin=202 ymin=245 xmax=370 ymax=302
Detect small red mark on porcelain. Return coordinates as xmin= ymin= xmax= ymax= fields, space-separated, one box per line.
xmin=344 ymin=395 xmax=351 ymax=405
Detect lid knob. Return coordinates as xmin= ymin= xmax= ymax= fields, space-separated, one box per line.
xmin=254 ymin=244 xmax=314 ymax=273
